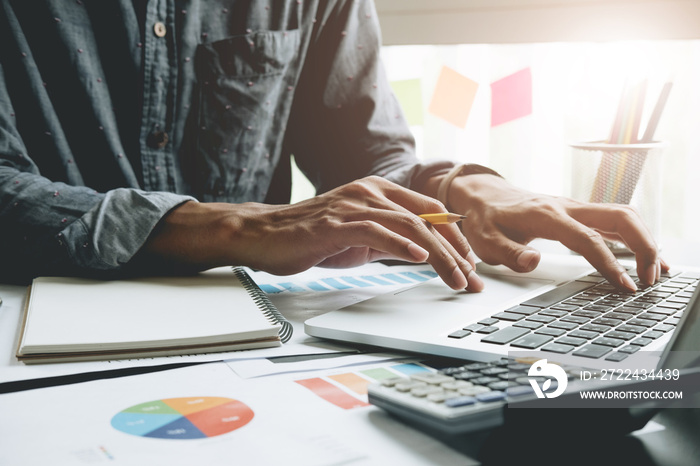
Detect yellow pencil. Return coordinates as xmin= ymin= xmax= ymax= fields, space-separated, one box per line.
xmin=419 ymin=213 xmax=466 ymax=225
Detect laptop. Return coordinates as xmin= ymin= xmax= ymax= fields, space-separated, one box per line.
xmin=305 ymin=253 xmax=699 ymax=369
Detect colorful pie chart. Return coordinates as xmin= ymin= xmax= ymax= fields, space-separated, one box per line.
xmin=111 ymin=396 xmax=254 ymax=440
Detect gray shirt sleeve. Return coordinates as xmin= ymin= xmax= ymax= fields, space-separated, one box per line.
xmin=285 ymin=0 xmax=456 ymax=194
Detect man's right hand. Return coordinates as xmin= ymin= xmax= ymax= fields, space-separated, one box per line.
xmin=142 ymin=176 xmax=484 ymax=291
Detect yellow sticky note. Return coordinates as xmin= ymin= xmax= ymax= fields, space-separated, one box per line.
xmin=390 ymin=79 xmax=424 ymax=126
xmin=428 ymin=66 xmax=479 ymax=128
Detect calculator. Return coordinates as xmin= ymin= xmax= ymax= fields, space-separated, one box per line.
xmin=367 ymin=358 xmax=546 ymax=434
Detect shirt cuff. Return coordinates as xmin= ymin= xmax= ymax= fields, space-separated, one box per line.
xmin=59 ymin=189 xmax=195 ymax=272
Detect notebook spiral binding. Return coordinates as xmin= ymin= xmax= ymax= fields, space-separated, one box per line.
xmin=233 ymin=267 xmax=293 ymax=343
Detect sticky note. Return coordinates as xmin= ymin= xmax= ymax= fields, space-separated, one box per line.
xmin=490 ymin=67 xmax=532 ymax=127
xmin=428 ymin=66 xmax=479 ymax=128
xmin=390 ymin=79 xmax=424 ymax=126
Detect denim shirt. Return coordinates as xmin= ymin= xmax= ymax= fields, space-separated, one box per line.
xmin=0 ymin=0 xmax=454 ymax=284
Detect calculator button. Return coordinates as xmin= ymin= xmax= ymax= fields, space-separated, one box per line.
xmin=506 ymin=385 xmax=534 ymax=397
xmin=411 ymin=385 xmax=444 ymax=397
xmin=380 ymin=377 xmax=405 ymax=387
xmin=410 ymin=373 xmax=454 ymax=385
xmin=458 ymin=385 xmax=491 ymax=396
xmin=395 ymin=380 xmax=427 ymax=392
xmin=444 ymin=396 xmax=477 ymax=408
xmin=441 ymin=380 xmax=473 ymax=391
xmin=476 ymin=391 xmax=506 ymax=403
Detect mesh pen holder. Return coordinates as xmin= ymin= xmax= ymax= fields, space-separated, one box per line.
xmin=570 ymin=141 xmax=665 ymax=254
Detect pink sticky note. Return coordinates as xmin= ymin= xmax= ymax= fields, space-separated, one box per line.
xmin=490 ymin=68 xmax=532 ymax=127
xmin=428 ymin=66 xmax=479 ymax=128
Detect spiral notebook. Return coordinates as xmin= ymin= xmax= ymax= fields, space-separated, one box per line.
xmin=16 ymin=267 xmax=292 ymax=364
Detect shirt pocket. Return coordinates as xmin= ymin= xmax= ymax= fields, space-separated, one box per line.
xmin=192 ymin=30 xmax=300 ymax=201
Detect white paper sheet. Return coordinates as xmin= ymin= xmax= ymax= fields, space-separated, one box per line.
xmin=0 ymin=361 xmax=476 ymax=465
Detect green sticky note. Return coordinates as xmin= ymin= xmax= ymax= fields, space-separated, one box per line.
xmin=390 ymin=79 xmax=424 ymax=126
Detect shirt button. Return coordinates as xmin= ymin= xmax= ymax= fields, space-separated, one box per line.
xmin=153 ymin=22 xmax=167 ymax=37
xmin=147 ymin=131 xmax=169 ymax=149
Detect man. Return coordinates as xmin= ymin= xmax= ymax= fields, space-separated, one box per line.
xmin=0 ymin=0 xmax=666 ymax=289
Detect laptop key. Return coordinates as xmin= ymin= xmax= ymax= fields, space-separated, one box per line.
xmin=550 ymin=304 xmax=580 ymax=312
xmin=526 ymin=315 xmax=556 ymax=324
xmin=639 ymin=312 xmax=667 ymax=322
xmin=627 ymin=318 xmax=657 ymax=328
xmin=568 ymin=329 xmax=598 ymax=340
xmin=548 ymin=321 xmax=578 ymax=331
xmin=653 ymin=324 xmax=674 ymax=333
xmin=535 ymin=327 xmax=566 ymax=337
xmin=605 ymin=352 xmax=629 ymax=362
xmin=573 ymin=344 xmax=612 ymax=359
xmin=556 ymin=336 xmax=587 ymax=346
xmin=604 ymin=312 xmax=632 ymax=321
xmin=630 ymin=337 xmax=653 ymax=346
xmin=583 ymin=304 xmax=613 ymax=313
xmin=505 ymin=305 xmax=540 ymax=316
xmin=541 ymin=342 xmax=575 ymax=354
xmin=510 ymin=334 xmax=553 ymax=349
xmin=514 ymin=321 xmax=543 ymax=330
xmin=593 ymin=337 xmax=625 ymax=347
xmin=616 ymin=324 xmax=646 ymax=334
xmin=463 ymin=324 xmax=485 ymax=332
xmin=618 ymin=345 xmax=641 ymax=354
xmin=519 ymin=280 xmax=595 ymax=308
xmin=580 ymin=323 xmax=611 ymax=333
xmin=481 ymin=327 xmax=530 ymax=345
xmin=539 ymin=309 xmax=568 ymax=318
xmin=605 ymin=331 xmax=636 ymax=340
xmin=617 ymin=306 xmax=644 ymax=315
xmin=572 ymin=310 xmax=600 ymax=319
xmin=492 ymin=312 xmax=525 ymax=322
xmin=448 ymin=329 xmax=471 ymax=339
xmin=644 ymin=330 xmax=664 ymax=339
xmin=560 ymin=316 xmax=589 ymax=325
xmin=478 ymin=318 xmax=499 ymax=326
xmin=476 ymin=325 xmax=499 ymax=334
xmin=593 ymin=317 xmax=623 ymax=327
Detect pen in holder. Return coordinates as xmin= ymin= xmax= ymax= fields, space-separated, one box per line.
xmin=570 ymin=141 xmax=665 ymax=255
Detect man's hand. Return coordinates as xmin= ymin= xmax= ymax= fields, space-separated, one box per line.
xmin=442 ymin=173 xmax=668 ymax=291
xmin=142 ymin=176 xmax=484 ymax=291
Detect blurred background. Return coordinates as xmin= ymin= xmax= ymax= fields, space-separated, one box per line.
xmin=291 ymin=0 xmax=700 ymax=247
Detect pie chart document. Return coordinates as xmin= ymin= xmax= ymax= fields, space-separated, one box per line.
xmin=0 ymin=363 xmax=364 ymax=466
xmin=0 ymin=360 xmax=473 ymax=465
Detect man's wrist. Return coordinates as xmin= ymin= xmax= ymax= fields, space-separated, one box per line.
xmin=422 ymin=164 xmax=502 ymax=211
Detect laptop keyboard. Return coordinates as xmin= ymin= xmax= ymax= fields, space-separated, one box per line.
xmin=447 ymin=270 xmax=700 ymax=362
